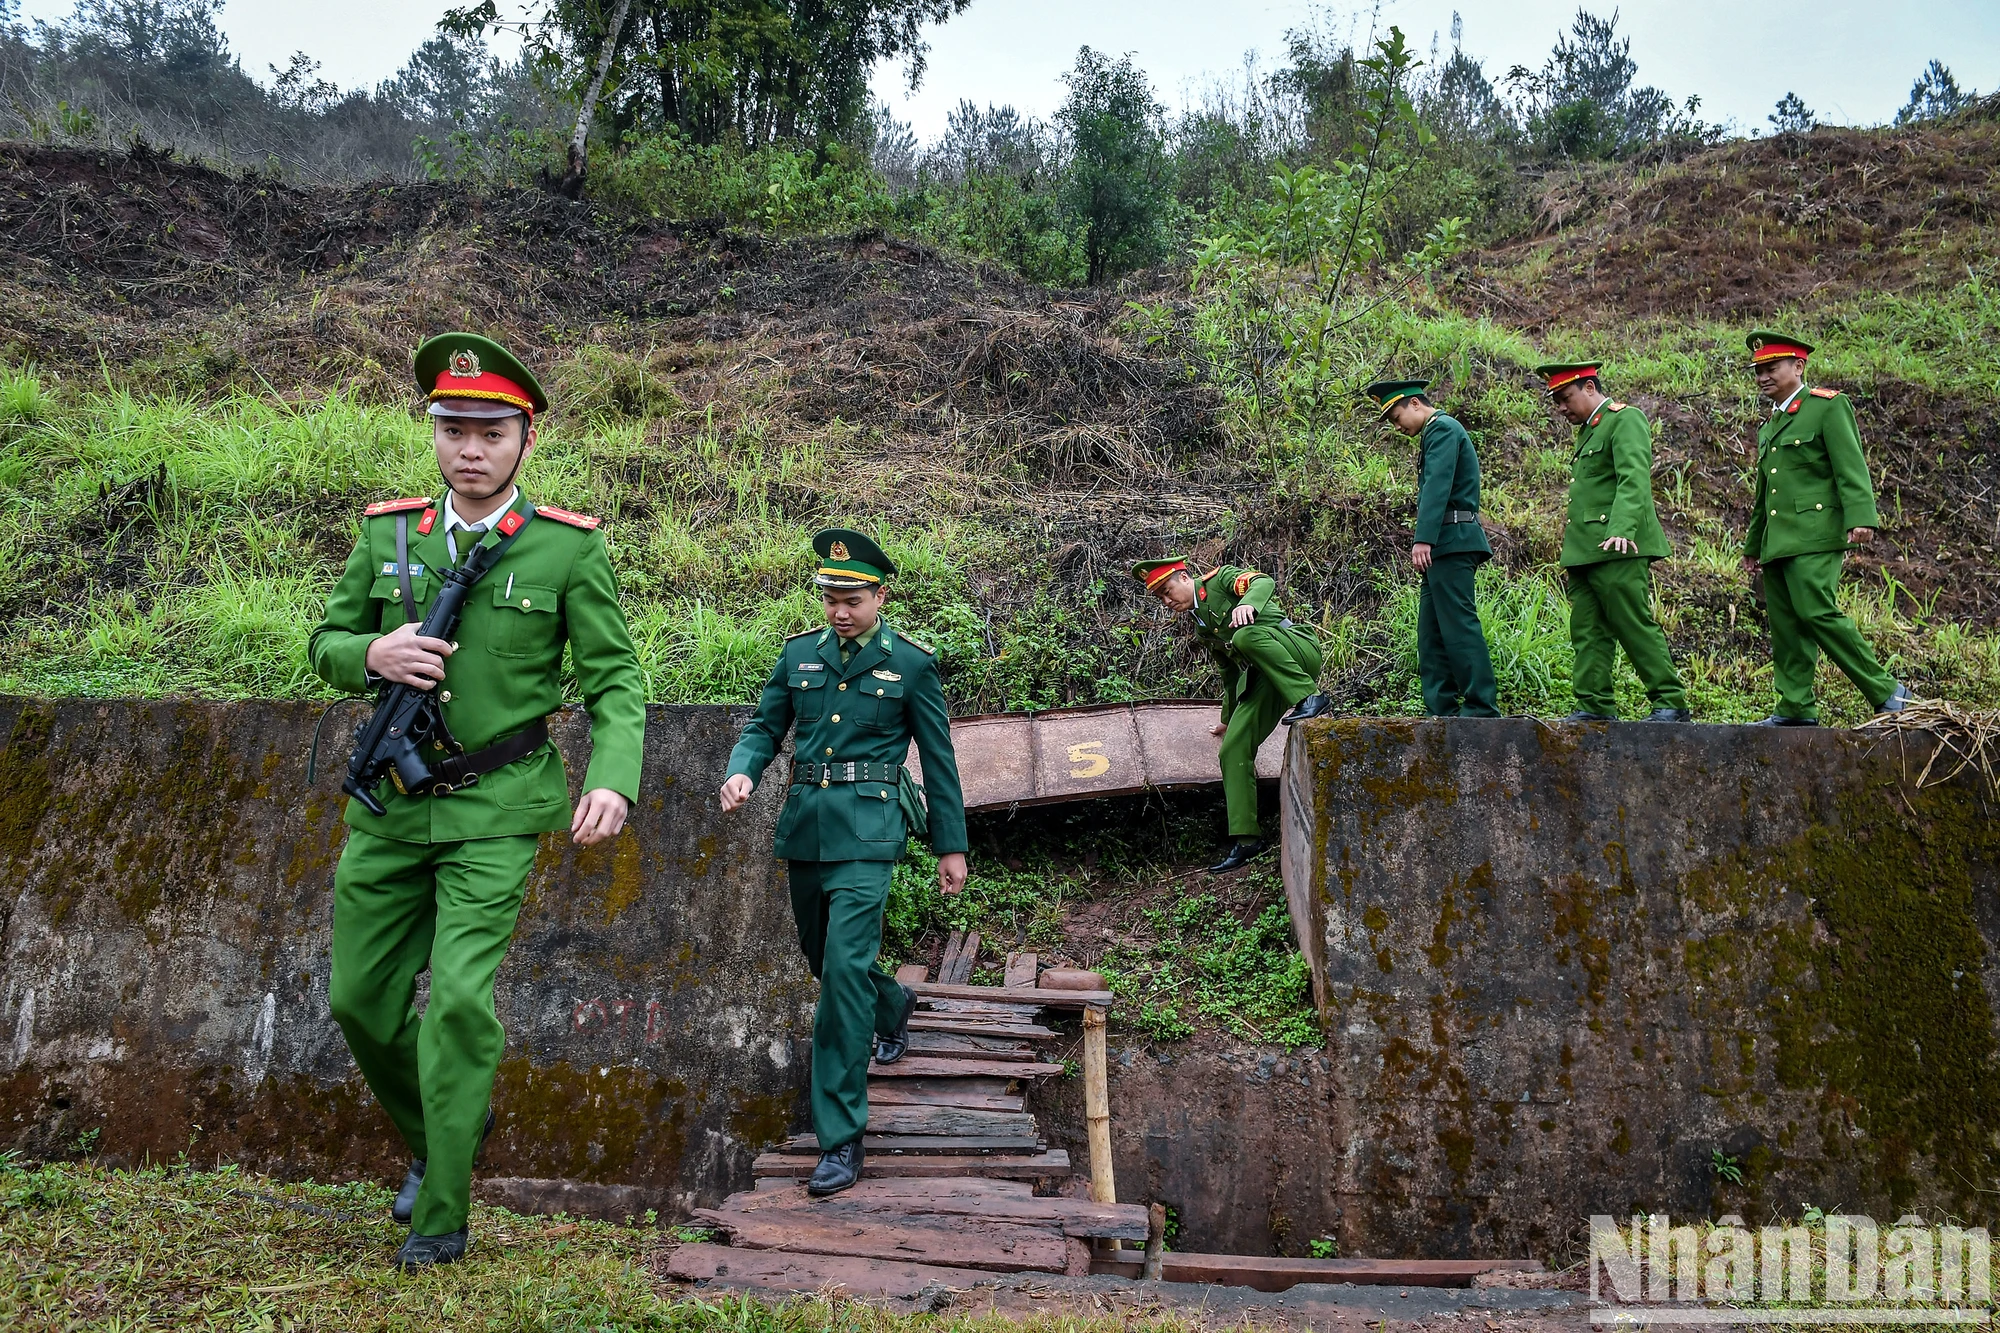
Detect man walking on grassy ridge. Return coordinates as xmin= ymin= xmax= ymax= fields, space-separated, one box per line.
xmin=1131 ymin=556 xmax=1331 ymax=873
xmin=1367 ymin=378 xmax=1500 ymax=719
xmin=1538 ymin=360 xmax=1692 ymax=724
xmin=310 ymin=333 xmax=646 ymax=1269
xmin=1740 ymin=330 xmax=1913 ymax=725
xmin=718 ymin=528 xmax=968 ymax=1199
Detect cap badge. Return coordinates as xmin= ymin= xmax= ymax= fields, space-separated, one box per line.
xmin=829 ymin=540 xmax=850 ymax=560
xmin=448 ymin=348 xmax=482 ymax=378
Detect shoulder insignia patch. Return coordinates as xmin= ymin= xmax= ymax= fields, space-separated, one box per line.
xmin=1809 ymin=386 xmax=1841 ymax=399
xmin=417 ymin=507 xmax=438 ymax=535
xmin=894 ymin=629 xmax=934 ymax=654
xmin=783 ymin=628 xmax=817 ymax=640
xmin=1606 ymin=401 xmax=1628 ymax=412
xmin=364 ymin=496 xmax=432 ymax=517
xmin=1232 ymin=570 xmax=1265 ymax=597
xmin=536 ymin=505 xmax=602 ymax=530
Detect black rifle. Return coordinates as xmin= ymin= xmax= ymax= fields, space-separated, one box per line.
xmin=340 ymin=527 xmax=522 ymax=817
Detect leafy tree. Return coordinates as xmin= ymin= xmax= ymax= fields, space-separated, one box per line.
xmin=1768 ymin=91 xmax=1814 ymax=135
xmin=1896 ymin=59 xmax=1972 ymax=124
xmin=1506 ymin=8 xmax=1680 ymax=159
xmin=378 ymin=34 xmax=494 ymax=124
xmin=1057 ymin=46 xmax=1173 ymax=285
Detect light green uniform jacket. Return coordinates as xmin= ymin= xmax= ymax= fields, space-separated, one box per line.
xmin=1560 ymin=400 xmax=1671 ymax=568
xmin=1744 ymin=387 xmax=1880 ymax=562
xmin=309 ymin=493 xmax=647 ymax=842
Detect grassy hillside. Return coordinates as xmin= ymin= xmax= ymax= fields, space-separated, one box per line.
xmin=1 ymin=128 xmax=1996 ymax=723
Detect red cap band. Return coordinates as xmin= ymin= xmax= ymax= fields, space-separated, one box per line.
xmin=1749 ymin=342 xmax=1809 ymax=364
xmin=430 ymin=369 xmax=535 ymax=414
xmin=1137 ymin=560 xmax=1187 ymax=589
xmin=1544 ymin=366 xmax=1600 ymax=392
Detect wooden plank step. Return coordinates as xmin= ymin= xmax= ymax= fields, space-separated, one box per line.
xmin=868 ymin=1084 xmax=1025 ymax=1113
xmin=869 ymin=1075 xmax=1013 ymax=1098
xmin=868 ymin=1057 xmax=1065 ymax=1079
xmin=893 ymin=964 xmax=930 ymax=986
xmin=752 ymin=1149 xmax=1071 ymax=1180
xmin=752 ymin=1175 xmax=1033 ymax=1197
xmin=904 ymin=1030 xmax=1036 ymax=1060
xmin=939 ymin=930 xmax=981 ymax=984
xmin=907 ymin=1016 xmax=1059 ymax=1040
xmin=693 ymin=1207 xmax=1069 ymax=1274
xmin=718 ymin=1178 xmax=1150 ymax=1242
xmin=866 ymin=1105 xmax=1038 ymax=1137
xmin=914 ymin=981 xmax=1111 ymax=1009
xmin=1003 ymin=952 xmax=1038 ymax=988
xmin=777 ymin=1133 xmax=1043 ymax=1155
xmin=918 ymin=998 xmax=1043 ymax=1019
xmin=1088 ymin=1251 xmax=1547 ymax=1291
xmin=666 ymin=1242 xmax=997 ymax=1298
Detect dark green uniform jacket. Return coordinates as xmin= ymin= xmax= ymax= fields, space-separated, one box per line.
xmin=1192 ymin=566 xmax=1312 ymax=722
xmin=1561 ymin=400 xmax=1671 ymax=568
xmin=310 ymin=493 xmax=647 ymax=842
xmin=1744 ymin=387 xmax=1880 ymax=562
xmin=726 ymin=622 xmax=968 ymax=862
xmin=1414 ymin=412 xmax=1492 ymax=560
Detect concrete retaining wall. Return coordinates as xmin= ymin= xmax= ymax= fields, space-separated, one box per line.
xmin=1280 ymin=717 xmax=2000 ymax=1260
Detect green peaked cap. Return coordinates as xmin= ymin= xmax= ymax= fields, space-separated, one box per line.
xmin=813 ymin=528 xmax=896 ymax=589
xmin=1745 ymin=329 xmax=1815 ymax=364
xmin=413 ymin=331 xmax=550 ymax=416
xmin=1532 ymin=360 xmax=1603 ymax=396
xmin=1363 ymin=379 xmax=1430 ymax=419
xmin=1131 ymin=555 xmax=1192 ymax=589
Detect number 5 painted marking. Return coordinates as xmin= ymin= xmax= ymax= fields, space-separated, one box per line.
xmin=1067 ymin=741 xmax=1110 ymax=779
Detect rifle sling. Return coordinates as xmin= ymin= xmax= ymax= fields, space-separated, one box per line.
xmin=430 ymin=717 xmax=551 ymax=791
xmin=396 ymin=513 xmax=416 ymax=624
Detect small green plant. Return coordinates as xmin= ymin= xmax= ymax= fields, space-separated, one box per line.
xmin=69 ymin=1127 xmax=101 ymax=1157
xmin=669 ymin=1224 xmax=722 ymax=1243
xmin=1310 ymin=1236 xmax=1338 ymax=1258
xmin=1711 ymin=1149 xmax=1745 ymax=1185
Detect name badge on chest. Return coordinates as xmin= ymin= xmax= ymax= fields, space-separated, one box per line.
xmin=796 ymin=662 xmax=824 ymax=672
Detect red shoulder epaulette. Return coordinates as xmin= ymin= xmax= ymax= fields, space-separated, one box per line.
xmin=536 ymin=505 xmax=602 ymax=530
xmin=364 ymin=496 xmax=432 ymax=517
xmin=1606 ymin=401 xmax=1628 ymax=412
xmin=1809 ymin=386 xmax=1840 ymax=399
xmin=1233 ymin=570 xmax=1266 ymax=596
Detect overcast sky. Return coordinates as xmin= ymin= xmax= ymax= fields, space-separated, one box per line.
xmin=16 ymin=0 xmax=1999 ymax=138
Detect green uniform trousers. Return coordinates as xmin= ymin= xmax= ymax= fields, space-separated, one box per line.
xmin=1761 ymin=550 xmax=1896 ymax=719
xmin=1219 ymin=623 xmax=1324 ymax=838
xmin=328 ymin=828 xmax=538 ymax=1237
xmin=1418 ymin=554 xmax=1500 ymax=717
xmin=787 ymin=859 xmax=908 ymax=1150
xmin=1565 ymin=557 xmax=1687 ymax=715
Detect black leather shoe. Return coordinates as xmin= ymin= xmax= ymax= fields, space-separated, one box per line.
xmin=1207 ymin=838 xmax=1269 ymax=874
xmin=874 ymin=985 xmax=919 ymax=1065
xmin=1564 ymin=710 xmax=1616 ymax=722
xmin=807 ymin=1140 xmax=864 ymax=1197
xmin=1875 ymin=682 xmax=1914 ymax=714
xmin=1751 ymin=715 xmax=1818 ymax=727
xmin=395 ymin=1226 xmax=469 ymax=1269
xmin=1643 ymin=708 xmax=1692 ymax=722
xmin=393 ymin=1107 xmax=494 ymax=1223
xmin=1280 ymin=693 xmax=1333 ymax=726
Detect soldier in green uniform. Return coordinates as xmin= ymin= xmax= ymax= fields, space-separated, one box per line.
xmin=1740 ymin=331 xmax=1913 ymax=724
xmin=311 ymin=333 xmax=646 ymax=1267
xmin=1131 ymin=557 xmax=1328 ymax=873
xmin=1537 ymin=361 xmax=1691 ymax=723
xmin=718 ymin=530 xmax=968 ymax=1197
xmin=1367 ymin=379 xmax=1500 ymax=718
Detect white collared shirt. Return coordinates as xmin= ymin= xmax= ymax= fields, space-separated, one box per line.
xmin=440 ymin=486 xmax=519 ymax=564
xmin=1771 ymin=384 xmax=1806 ymax=417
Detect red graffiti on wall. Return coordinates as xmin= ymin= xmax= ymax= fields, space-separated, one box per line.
xmin=570 ymin=997 xmax=665 ymax=1044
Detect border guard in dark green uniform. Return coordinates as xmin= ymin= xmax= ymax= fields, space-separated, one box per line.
xmin=1368 ymin=379 xmax=1500 ymax=718
xmin=1538 ymin=361 xmax=1691 ymax=723
xmin=311 ymin=333 xmax=646 ymax=1268
xmin=1131 ymin=557 xmax=1328 ymax=873
xmin=718 ymin=529 xmax=968 ymax=1198
xmin=1741 ymin=331 xmax=1913 ymax=724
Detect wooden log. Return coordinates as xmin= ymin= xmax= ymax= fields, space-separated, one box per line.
xmin=867 ymin=1084 xmax=1026 ymax=1113
xmin=693 ymin=1209 xmax=1069 ymax=1274
xmin=908 ymin=1016 xmax=1059 ymax=1040
xmin=752 ymin=1149 xmax=1071 ymax=1180
xmin=1081 ymin=1005 xmax=1116 ymax=1251
xmin=744 ymin=1177 xmax=1035 ymax=1201
xmin=868 ymin=1075 xmax=1013 ymax=1099
xmin=666 ymin=1243 xmax=996 ymax=1298
xmin=1003 ymin=952 xmax=1038 ymax=988
xmin=939 ymin=930 xmax=965 ymax=982
xmin=867 ymin=1056 xmax=1065 ymax=1079
xmin=893 ymin=964 xmax=930 ymax=986
xmin=1086 ymin=1252 xmax=1546 ymax=1291
xmin=915 ymin=981 xmax=1111 ymax=1008
xmin=781 ymin=1133 xmax=1043 ymax=1154
xmin=904 ymin=1030 xmax=1036 ymax=1060
xmin=1144 ymin=1203 xmax=1165 ymax=1280
xmin=866 ymin=1104 xmax=1039 ymax=1137
xmin=1039 ymin=968 xmax=1106 ymax=991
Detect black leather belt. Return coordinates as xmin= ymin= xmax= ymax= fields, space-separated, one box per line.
xmin=1446 ymin=509 xmax=1480 ymax=524
xmin=429 ymin=718 xmax=550 ymax=791
xmin=795 ymin=760 xmax=902 ymax=788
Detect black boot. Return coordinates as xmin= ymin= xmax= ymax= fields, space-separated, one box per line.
xmin=393 ymin=1106 xmax=494 ymax=1223
xmin=874 ymin=985 xmax=919 ymax=1065
xmin=1643 ymin=708 xmax=1692 ymax=722
xmin=807 ymin=1140 xmax=864 ymax=1197
xmin=394 ymin=1226 xmax=470 ymax=1269
xmin=1280 ymin=693 xmax=1333 ymax=726
xmin=1207 ymin=837 xmax=1269 ymax=874
xmin=1564 ymin=710 xmax=1616 ymax=722
xmin=1751 ymin=714 xmax=1817 ymax=727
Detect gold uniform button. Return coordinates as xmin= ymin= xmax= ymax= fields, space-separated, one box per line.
xmin=1770 ymin=468 xmax=1778 ymax=475
xmin=838 ymin=683 xmax=847 ymax=691
xmin=1770 ymin=509 xmax=1777 ymax=516
xmin=390 ymin=587 xmax=402 ymax=600
xmin=824 ymin=747 xmax=833 ymax=756
xmin=876 ymin=688 xmax=885 ymax=696
xmin=1815 ymin=503 xmax=1823 ymax=510
xmin=521 ymin=598 xmax=531 ymax=607
xmin=831 ymin=713 xmax=841 ymax=722
xmin=440 ymin=690 xmax=452 ymax=702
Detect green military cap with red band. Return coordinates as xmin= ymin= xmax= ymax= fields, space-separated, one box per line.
xmin=413 ymin=332 xmax=550 ymax=419
xmin=1532 ymin=361 xmax=1602 ymax=396
xmin=1131 ymin=555 xmax=1191 ymax=590
xmin=1746 ymin=329 xmax=1814 ymax=366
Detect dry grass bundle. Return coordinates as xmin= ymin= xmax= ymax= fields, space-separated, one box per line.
xmin=1857 ymin=697 xmax=2000 ymax=796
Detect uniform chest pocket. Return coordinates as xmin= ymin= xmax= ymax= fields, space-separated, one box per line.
xmin=788 ymin=671 xmax=826 ymax=720
xmin=369 ymin=573 xmax=432 ymax=628
xmin=856 ymin=781 xmax=902 ymax=842
xmin=488 ymin=582 xmax=559 ymax=658
xmin=855 ymin=678 xmax=906 ymax=731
